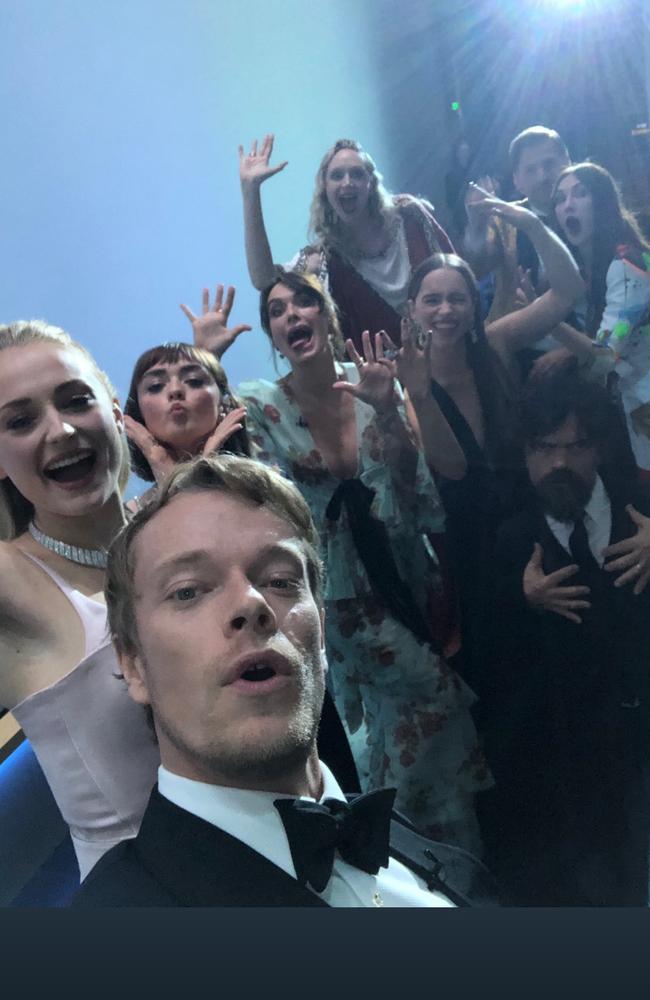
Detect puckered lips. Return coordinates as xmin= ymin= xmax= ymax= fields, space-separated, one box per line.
xmin=43 ymin=448 xmax=98 ymax=486
xmin=224 ymin=649 xmax=293 ymax=696
xmin=287 ymin=324 xmax=313 ymax=352
xmin=168 ymin=403 xmax=187 ymax=418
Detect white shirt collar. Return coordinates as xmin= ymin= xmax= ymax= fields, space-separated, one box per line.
xmin=157 ymin=762 xmax=455 ymax=907
xmin=158 ymin=761 xmax=345 ymax=882
xmin=545 ymin=475 xmax=611 ymax=564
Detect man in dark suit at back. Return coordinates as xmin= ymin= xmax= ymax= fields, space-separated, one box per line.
xmin=73 ymin=454 xmax=493 ymax=908
xmin=463 ymin=125 xmax=571 ymax=324
xmin=481 ymin=366 xmax=650 ymax=905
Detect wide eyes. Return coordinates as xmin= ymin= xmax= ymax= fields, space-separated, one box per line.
xmin=294 ymin=291 xmax=319 ymax=309
xmin=268 ymin=293 xmax=319 ymax=317
xmin=328 ymin=167 xmax=366 ymax=182
xmin=4 ymin=393 xmax=94 ymax=432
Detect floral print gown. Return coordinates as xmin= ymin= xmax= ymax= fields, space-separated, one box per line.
xmin=238 ymin=365 xmax=492 ymax=852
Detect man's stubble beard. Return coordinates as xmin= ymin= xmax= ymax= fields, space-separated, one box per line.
xmin=153 ymin=661 xmax=326 ymax=787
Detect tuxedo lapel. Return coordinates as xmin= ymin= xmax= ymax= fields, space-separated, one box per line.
xmin=134 ymin=790 xmax=328 ymax=907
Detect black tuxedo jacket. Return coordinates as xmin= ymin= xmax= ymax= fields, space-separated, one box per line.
xmin=488 ymin=484 xmax=650 ymax=745
xmin=479 ymin=484 xmax=650 ymax=904
xmin=72 ymin=788 xmax=497 ymax=908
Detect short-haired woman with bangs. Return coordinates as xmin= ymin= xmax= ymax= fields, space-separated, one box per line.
xmin=230 ymin=267 xmax=492 ymax=855
xmin=0 ymin=321 xmax=160 ymax=884
xmin=238 ymin=135 xmax=453 ymax=354
xmin=123 ymin=285 xmax=252 ymax=509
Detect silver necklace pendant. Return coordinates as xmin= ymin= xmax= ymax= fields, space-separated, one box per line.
xmin=28 ymin=521 xmax=108 ymax=569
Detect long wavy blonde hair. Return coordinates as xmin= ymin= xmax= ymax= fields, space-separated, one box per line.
xmin=0 ymin=320 xmax=130 ymax=539
xmin=307 ymin=139 xmax=396 ymax=258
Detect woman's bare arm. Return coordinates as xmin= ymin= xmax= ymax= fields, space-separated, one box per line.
xmin=470 ymin=195 xmax=585 ymax=358
xmin=239 ymin=134 xmax=288 ymax=290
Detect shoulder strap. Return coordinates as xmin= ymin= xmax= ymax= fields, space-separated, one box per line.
xmin=388 ymin=810 xmax=500 ymax=907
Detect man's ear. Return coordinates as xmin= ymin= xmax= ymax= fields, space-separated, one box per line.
xmin=118 ymin=647 xmax=152 ymax=706
xmin=318 ymin=607 xmax=328 ymax=675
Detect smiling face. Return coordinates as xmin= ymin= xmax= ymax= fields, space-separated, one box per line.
xmin=120 ymin=490 xmax=326 ymax=786
xmin=324 ymin=148 xmax=373 ymax=225
xmin=554 ymin=174 xmax=595 ymax=251
xmin=266 ymin=282 xmax=331 ymax=365
xmin=137 ymin=360 xmax=221 ymax=454
xmin=0 ymin=343 xmax=124 ymax=521
xmin=409 ymin=267 xmax=476 ymax=348
xmin=513 ymin=138 xmax=569 ymax=213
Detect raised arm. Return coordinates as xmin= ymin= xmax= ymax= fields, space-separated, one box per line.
xmin=392 ymin=320 xmax=467 ymax=481
xmin=476 ymin=194 xmax=585 ymax=357
xmin=333 ymin=331 xmax=420 ymax=488
xmin=239 ymin=134 xmax=288 ymax=290
xmin=461 ymin=177 xmax=503 ymax=281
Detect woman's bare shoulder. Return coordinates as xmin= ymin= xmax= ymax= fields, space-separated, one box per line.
xmin=0 ymin=540 xmax=40 ymax=611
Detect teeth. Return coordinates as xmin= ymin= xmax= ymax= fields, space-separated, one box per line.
xmin=47 ymin=451 xmax=92 ymax=472
xmin=242 ymin=662 xmax=275 ymax=680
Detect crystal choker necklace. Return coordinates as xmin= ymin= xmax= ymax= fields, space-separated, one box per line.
xmin=28 ymin=521 xmax=108 ymax=569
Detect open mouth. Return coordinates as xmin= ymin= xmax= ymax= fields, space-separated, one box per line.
xmin=563 ymin=216 xmax=581 ymax=239
xmin=288 ymin=326 xmax=313 ymax=351
xmin=241 ymin=663 xmax=277 ymax=682
xmin=338 ymin=194 xmax=357 ymax=215
xmin=44 ymin=450 xmax=97 ymax=484
xmin=228 ymin=650 xmax=292 ymax=694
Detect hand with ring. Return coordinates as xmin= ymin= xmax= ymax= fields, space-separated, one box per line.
xmin=603 ymin=504 xmax=650 ymax=595
xmin=333 ymin=330 xmax=397 ymax=414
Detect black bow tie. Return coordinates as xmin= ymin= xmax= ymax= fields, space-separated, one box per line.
xmin=274 ymin=788 xmax=396 ymax=893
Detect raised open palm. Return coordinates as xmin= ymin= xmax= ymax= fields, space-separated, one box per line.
xmin=238 ymin=134 xmax=288 ymax=189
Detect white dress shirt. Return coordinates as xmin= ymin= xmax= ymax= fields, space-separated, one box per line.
xmin=545 ymin=475 xmax=612 ymax=567
xmin=158 ymin=762 xmax=454 ymax=908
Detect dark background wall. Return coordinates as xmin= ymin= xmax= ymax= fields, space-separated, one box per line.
xmin=373 ymin=0 xmax=650 ymax=228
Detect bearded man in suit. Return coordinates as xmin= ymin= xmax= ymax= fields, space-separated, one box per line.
xmin=481 ymin=367 xmax=650 ymax=906
xmin=73 ymin=453 xmax=493 ymax=908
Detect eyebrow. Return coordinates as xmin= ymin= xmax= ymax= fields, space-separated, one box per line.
xmin=0 ymin=379 xmax=92 ymax=414
xmin=146 ymin=540 xmax=306 ymax=590
xmin=146 ymin=549 xmax=215 ymax=590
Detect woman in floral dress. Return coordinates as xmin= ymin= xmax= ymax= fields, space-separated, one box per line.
xmin=234 ymin=268 xmax=491 ymax=853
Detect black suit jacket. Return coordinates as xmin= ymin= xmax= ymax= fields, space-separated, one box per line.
xmin=480 ymin=484 xmax=650 ymax=904
xmin=72 ymin=788 xmax=497 ymax=908
xmin=488 ymin=484 xmax=650 ymax=748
